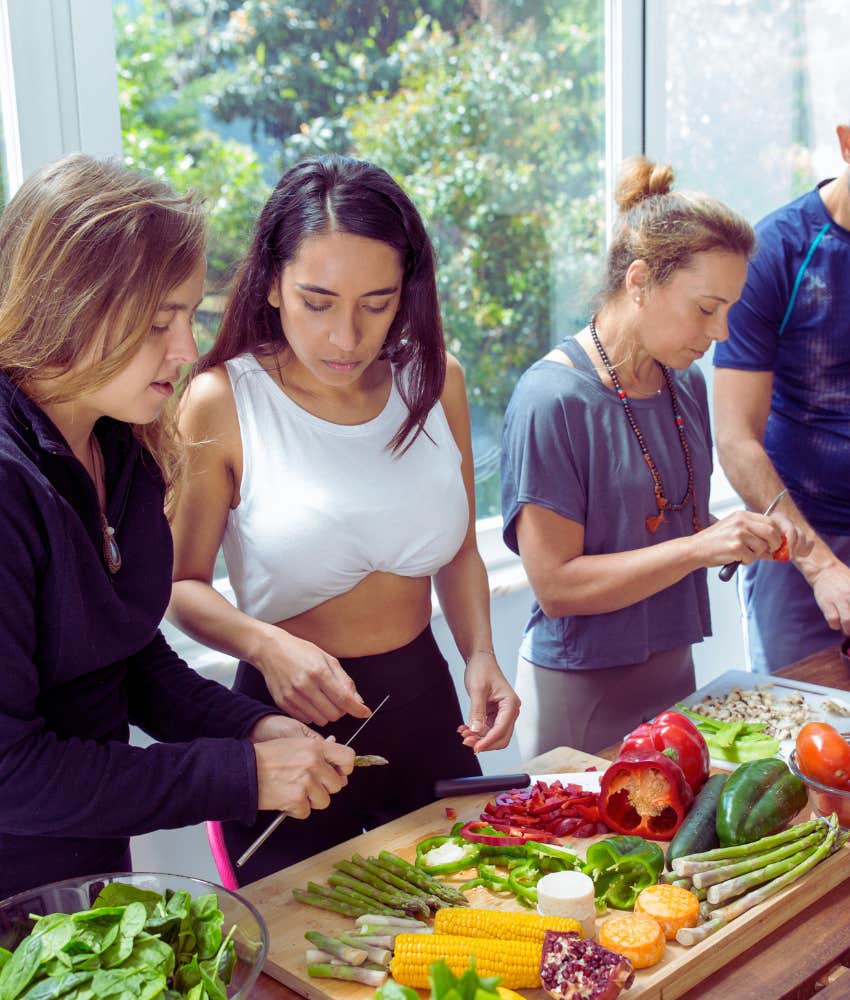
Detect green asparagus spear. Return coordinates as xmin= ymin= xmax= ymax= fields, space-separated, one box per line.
xmin=376 ymin=851 xmax=469 ymax=905
xmin=672 ymin=818 xmax=824 ymax=875
xmin=291 ymin=888 xmax=365 ymax=917
xmin=357 ymin=855 xmax=445 ymax=909
xmin=691 ymin=829 xmax=826 ymax=889
xmin=307 ymin=963 xmax=388 ymax=987
xmin=305 ymin=930 xmax=368 ymax=965
xmin=677 ymin=815 xmax=840 ymax=946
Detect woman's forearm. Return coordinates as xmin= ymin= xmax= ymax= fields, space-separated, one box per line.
xmin=533 ymin=534 xmax=701 ymax=618
xmin=167 ymin=579 xmax=278 ymax=666
xmin=434 ymin=545 xmax=495 ymax=660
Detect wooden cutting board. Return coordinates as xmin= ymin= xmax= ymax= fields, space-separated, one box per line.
xmin=240 ymin=745 xmax=850 ymax=1000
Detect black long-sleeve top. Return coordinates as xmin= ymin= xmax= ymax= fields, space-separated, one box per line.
xmin=0 ymin=373 xmax=271 ymax=899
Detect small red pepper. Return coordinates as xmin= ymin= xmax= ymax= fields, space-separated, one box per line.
xmin=599 ymin=749 xmax=694 ymax=841
xmin=444 ymin=806 xmax=457 ymax=819
xmin=620 ymin=709 xmax=710 ymax=795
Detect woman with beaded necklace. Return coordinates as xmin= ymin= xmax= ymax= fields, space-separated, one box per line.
xmin=501 ymin=157 xmax=809 ymax=757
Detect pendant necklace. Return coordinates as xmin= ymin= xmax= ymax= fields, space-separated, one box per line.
xmin=89 ymin=434 xmax=123 ymax=574
xmin=589 ymin=315 xmax=701 ymax=535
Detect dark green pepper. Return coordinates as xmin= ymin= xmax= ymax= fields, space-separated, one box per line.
xmin=716 ymin=757 xmax=807 ymax=847
xmin=582 ymin=835 xmax=665 ymax=910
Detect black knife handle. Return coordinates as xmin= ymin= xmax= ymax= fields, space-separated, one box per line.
xmin=719 ymin=560 xmax=740 ymax=582
xmin=433 ymin=773 xmax=531 ymax=799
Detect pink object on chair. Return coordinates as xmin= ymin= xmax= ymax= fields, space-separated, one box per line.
xmin=206 ymin=820 xmax=239 ymax=891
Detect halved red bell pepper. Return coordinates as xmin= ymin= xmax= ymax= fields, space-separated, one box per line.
xmin=599 ymin=749 xmax=694 ymax=841
xmin=620 ymin=710 xmax=710 ymax=795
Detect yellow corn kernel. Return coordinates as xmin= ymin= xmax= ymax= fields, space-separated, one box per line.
xmin=434 ymin=907 xmax=583 ymax=944
xmin=389 ymin=933 xmax=540 ymax=989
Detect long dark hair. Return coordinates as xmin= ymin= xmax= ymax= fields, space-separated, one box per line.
xmin=197 ymin=155 xmax=446 ymax=452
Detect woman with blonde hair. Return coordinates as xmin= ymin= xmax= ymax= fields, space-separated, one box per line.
xmin=0 ymin=154 xmax=353 ymax=900
xmin=501 ymin=157 xmax=810 ymax=757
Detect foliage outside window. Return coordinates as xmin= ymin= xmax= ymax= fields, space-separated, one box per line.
xmin=113 ymin=0 xmax=606 ymax=518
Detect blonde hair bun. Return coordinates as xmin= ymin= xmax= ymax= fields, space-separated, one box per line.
xmin=616 ymin=156 xmax=675 ymax=212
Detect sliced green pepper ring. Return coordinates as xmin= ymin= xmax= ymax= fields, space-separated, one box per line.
xmin=415 ymin=835 xmax=480 ymax=875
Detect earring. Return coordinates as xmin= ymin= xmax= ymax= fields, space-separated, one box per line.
xmin=634 ymin=295 xmax=642 ymax=305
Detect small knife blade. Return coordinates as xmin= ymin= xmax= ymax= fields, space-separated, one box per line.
xmin=719 ymin=488 xmax=788 ymax=582
xmin=236 ymin=694 xmax=389 ymax=869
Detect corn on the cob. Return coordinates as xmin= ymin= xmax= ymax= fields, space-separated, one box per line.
xmin=389 ymin=933 xmax=540 ymax=988
xmin=434 ymin=907 xmax=583 ymax=944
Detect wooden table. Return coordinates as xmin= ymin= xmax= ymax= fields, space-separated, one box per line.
xmin=249 ymin=642 xmax=850 ymax=1000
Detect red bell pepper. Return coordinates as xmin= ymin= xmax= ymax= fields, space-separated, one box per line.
xmin=599 ymin=749 xmax=694 ymax=841
xmin=620 ymin=709 xmax=710 ymax=795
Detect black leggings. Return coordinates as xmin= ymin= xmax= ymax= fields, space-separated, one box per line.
xmin=225 ymin=625 xmax=481 ymax=885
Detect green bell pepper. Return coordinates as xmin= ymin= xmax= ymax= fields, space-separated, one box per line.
xmin=582 ymin=835 xmax=665 ymax=910
xmin=415 ymin=835 xmax=481 ymax=875
xmin=715 ymin=757 xmax=808 ymax=847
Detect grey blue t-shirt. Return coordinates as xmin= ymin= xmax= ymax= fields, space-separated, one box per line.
xmin=501 ymin=335 xmax=712 ymax=671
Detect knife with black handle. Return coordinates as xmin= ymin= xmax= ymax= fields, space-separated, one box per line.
xmin=433 ymin=772 xmax=531 ymax=798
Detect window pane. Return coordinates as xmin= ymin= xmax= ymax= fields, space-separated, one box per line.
xmin=650 ymin=0 xmax=848 ymax=411
xmin=113 ymin=1 xmax=606 ymax=522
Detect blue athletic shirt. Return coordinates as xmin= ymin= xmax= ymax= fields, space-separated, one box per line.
xmin=501 ymin=337 xmax=712 ymax=671
xmin=714 ymin=183 xmax=850 ymax=535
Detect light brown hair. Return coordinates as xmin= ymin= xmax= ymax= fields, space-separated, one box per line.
xmin=599 ymin=155 xmax=755 ymax=303
xmin=0 ymin=153 xmax=207 ymax=503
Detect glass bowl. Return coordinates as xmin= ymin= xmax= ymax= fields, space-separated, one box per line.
xmin=0 ymin=872 xmax=268 ymax=998
xmin=788 ymin=747 xmax=850 ymax=828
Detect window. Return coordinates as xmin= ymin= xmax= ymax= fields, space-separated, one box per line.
xmin=112 ymin=1 xmax=608 ymax=519
xmin=645 ymin=0 xmax=849 ymax=414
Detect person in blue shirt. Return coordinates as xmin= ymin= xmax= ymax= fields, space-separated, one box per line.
xmin=714 ymin=122 xmax=850 ymax=673
xmin=501 ymin=157 xmax=804 ymax=758
xmin=0 ymin=153 xmax=354 ymax=900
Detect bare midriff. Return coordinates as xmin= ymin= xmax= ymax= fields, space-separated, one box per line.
xmin=273 ymin=571 xmax=433 ymax=658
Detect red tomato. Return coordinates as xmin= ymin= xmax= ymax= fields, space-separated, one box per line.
xmin=796 ymin=722 xmax=850 ymax=791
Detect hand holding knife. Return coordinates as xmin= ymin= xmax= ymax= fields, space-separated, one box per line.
xmin=718 ymin=488 xmax=787 ymax=582
xmin=236 ymin=693 xmax=389 ymax=868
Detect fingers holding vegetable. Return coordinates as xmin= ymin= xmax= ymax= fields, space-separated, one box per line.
xmin=459 ymin=652 xmax=520 ymax=752
xmin=254 ymin=735 xmax=355 ymax=817
xmin=692 ymin=509 xmax=785 ymax=568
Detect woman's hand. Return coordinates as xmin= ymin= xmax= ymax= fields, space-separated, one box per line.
xmin=458 ymin=651 xmax=521 ymax=752
xmin=254 ymin=628 xmax=372 ymax=727
xmin=254 ymin=735 xmax=355 ymax=817
xmin=691 ymin=509 xmax=799 ymax=568
xmin=247 ymin=714 xmax=320 ymax=743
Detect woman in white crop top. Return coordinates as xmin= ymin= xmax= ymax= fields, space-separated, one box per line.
xmin=168 ymin=155 xmax=520 ymax=884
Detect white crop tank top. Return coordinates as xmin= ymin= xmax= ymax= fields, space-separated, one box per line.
xmin=221 ymin=354 xmax=469 ymax=623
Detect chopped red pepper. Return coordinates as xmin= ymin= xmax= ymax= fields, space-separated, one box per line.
xmin=480 ymin=780 xmax=605 ymax=838
xmin=459 ymin=820 xmax=557 ymax=845
xmin=620 ymin=710 xmax=710 ymax=795
xmin=444 ymin=806 xmax=457 ymax=819
xmin=599 ymin=749 xmax=694 ymax=841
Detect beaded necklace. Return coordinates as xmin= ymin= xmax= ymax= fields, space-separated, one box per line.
xmin=589 ymin=315 xmax=701 ymax=534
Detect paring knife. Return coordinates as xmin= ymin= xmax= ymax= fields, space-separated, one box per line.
xmin=236 ymin=693 xmax=390 ymax=869
xmin=433 ymin=773 xmax=531 ymax=798
xmin=718 ymin=488 xmax=788 ymax=582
